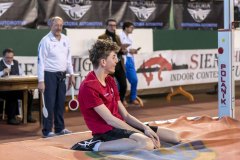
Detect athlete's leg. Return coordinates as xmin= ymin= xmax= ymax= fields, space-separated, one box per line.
xmin=98 ymin=133 xmax=154 ymax=151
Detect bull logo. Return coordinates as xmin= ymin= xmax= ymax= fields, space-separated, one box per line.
xmin=129 ymin=0 xmax=156 ymax=21
xmin=0 ymin=2 xmax=13 ymax=17
xmin=59 ymin=0 xmax=91 ymax=20
xmin=137 ymin=54 xmax=172 ymax=86
xmin=187 ymin=1 xmax=212 ymax=23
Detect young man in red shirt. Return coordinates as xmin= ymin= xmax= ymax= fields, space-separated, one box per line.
xmin=73 ymin=39 xmax=180 ymax=152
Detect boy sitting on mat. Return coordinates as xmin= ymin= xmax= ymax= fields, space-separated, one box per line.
xmin=72 ymin=39 xmax=180 ymax=152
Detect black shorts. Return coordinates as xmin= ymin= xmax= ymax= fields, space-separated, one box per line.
xmin=93 ymin=125 xmax=158 ymax=142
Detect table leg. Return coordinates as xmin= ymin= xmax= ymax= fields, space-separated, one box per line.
xmin=23 ymin=90 xmax=28 ymax=124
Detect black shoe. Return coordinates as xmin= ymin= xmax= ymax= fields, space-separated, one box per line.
xmin=8 ymin=118 xmax=21 ymax=125
xmin=71 ymin=138 xmax=101 ymax=151
xmin=27 ymin=117 xmax=37 ymax=123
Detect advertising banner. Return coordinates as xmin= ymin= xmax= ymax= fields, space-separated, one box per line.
xmin=18 ymin=48 xmax=240 ymax=91
xmin=38 ymin=0 xmax=171 ymax=28
xmin=37 ymin=0 xmax=107 ymax=28
xmin=111 ymin=0 xmax=171 ymax=28
xmin=0 ymin=0 xmax=37 ymax=28
xmin=173 ymin=0 xmax=223 ymax=30
xmin=0 ymin=0 xmax=225 ymax=29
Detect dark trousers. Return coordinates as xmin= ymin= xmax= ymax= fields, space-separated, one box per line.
xmin=114 ymin=62 xmax=127 ymax=102
xmin=0 ymin=91 xmax=33 ymax=120
xmin=42 ymin=71 xmax=66 ymax=135
xmin=5 ymin=91 xmax=20 ymax=120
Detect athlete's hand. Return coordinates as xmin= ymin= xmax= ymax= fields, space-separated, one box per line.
xmin=144 ymin=127 xmax=161 ymax=149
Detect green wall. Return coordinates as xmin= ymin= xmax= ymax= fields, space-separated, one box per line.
xmin=0 ymin=29 xmax=217 ymax=56
xmin=0 ymin=29 xmax=66 ymax=56
xmin=153 ymin=30 xmax=218 ymax=51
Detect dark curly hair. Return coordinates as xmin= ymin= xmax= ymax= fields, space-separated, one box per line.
xmin=89 ymin=39 xmax=120 ymax=69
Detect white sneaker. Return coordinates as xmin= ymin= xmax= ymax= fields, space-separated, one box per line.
xmin=43 ymin=132 xmax=56 ymax=138
xmin=56 ymin=128 xmax=72 ymax=135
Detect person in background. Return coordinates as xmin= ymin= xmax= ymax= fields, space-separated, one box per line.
xmin=0 ymin=48 xmax=36 ymax=125
xmin=98 ymin=18 xmax=128 ymax=107
xmin=38 ymin=16 xmax=75 ymax=138
xmin=120 ymin=21 xmax=141 ymax=106
xmin=71 ymin=39 xmax=180 ymax=152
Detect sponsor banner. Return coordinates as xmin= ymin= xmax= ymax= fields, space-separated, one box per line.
xmin=15 ymin=48 xmax=240 ymax=92
xmin=135 ymin=48 xmax=240 ymax=89
xmin=0 ymin=0 xmax=37 ymax=28
xmin=0 ymin=0 xmax=225 ymax=29
xmin=69 ymin=50 xmax=218 ymax=90
xmin=112 ymin=0 xmax=171 ymax=28
xmin=37 ymin=0 xmax=106 ymax=28
xmin=136 ymin=49 xmax=218 ymax=89
xmin=38 ymin=0 xmax=171 ymax=28
xmin=173 ymin=0 xmax=223 ymax=30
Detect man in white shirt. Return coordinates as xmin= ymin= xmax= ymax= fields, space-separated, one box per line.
xmin=38 ymin=16 xmax=75 ymax=138
xmin=119 ymin=21 xmax=141 ymax=106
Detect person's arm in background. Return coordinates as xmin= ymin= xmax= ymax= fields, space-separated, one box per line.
xmin=0 ymin=70 xmax=5 ymax=77
xmin=129 ymin=48 xmax=138 ymax=55
xmin=119 ymin=32 xmax=136 ymax=55
xmin=66 ymin=37 xmax=75 ymax=89
xmin=0 ymin=71 xmax=4 ymax=77
xmin=0 ymin=59 xmax=11 ymax=77
xmin=0 ymin=68 xmax=11 ymax=77
xmin=119 ymin=32 xmax=131 ymax=54
xmin=37 ymin=40 xmax=47 ymax=93
xmin=116 ymin=36 xmax=127 ymax=55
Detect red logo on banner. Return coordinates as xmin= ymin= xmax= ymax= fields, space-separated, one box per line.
xmin=139 ymin=54 xmax=172 ymax=86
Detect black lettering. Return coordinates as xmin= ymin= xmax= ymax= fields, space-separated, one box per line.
xmin=199 ymin=54 xmax=204 ymax=69
xmin=235 ymin=65 xmax=240 ymax=77
xmin=221 ymin=98 xmax=226 ymax=105
xmin=204 ymin=54 xmax=212 ymax=68
xmin=83 ymin=58 xmax=92 ymax=71
xmin=24 ymin=63 xmax=34 ymax=75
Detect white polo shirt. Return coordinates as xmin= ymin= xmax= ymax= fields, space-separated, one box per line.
xmin=119 ymin=31 xmax=133 ymax=64
xmin=37 ymin=32 xmax=74 ymax=82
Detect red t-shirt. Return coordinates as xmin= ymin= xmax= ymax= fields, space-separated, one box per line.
xmin=78 ymin=71 xmax=123 ymax=135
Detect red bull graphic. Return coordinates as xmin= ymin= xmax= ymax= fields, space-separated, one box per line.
xmin=137 ymin=54 xmax=190 ymax=86
xmin=137 ymin=54 xmax=172 ymax=86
